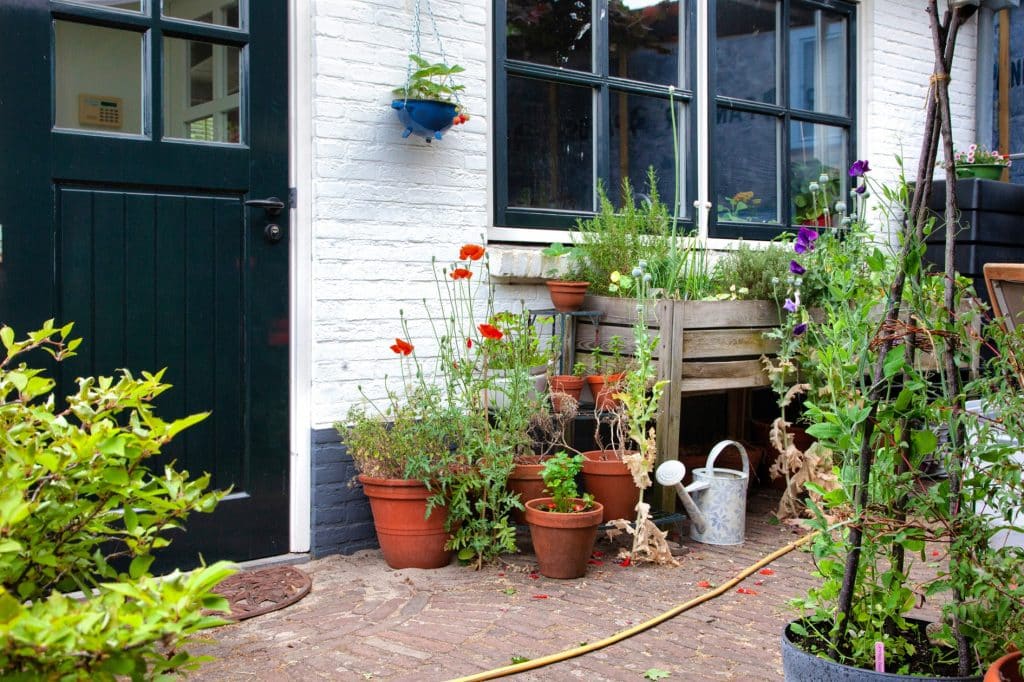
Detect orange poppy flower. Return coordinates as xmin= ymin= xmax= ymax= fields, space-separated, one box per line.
xmin=478 ymin=323 xmax=503 ymax=340
xmin=389 ymin=338 xmax=414 ymax=355
xmin=460 ymin=244 xmax=486 ymax=261
xmin=451 ymin=268 xmax=472 ymax=280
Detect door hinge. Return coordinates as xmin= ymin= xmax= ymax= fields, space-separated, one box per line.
xmin=288 ymin=187 xmax=297 ymax=209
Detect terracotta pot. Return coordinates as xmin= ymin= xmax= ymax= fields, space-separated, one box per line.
xmin=985 ymin=650 xmax=1023 ymax=682
xmin=507 ymin=460 xmax=548 ymax=525
xmin=548 ymin=375 xmax=584 ymax=412
xmin=585 ymin=373 xmax=625 ymax=411
xmin=525 ymin=497 xmax=604 ymax=579
xmin=358 ymin=475 xmax=453 ymax=569
xmin=545 ymin=280 xmax=590 ymax=312
xmin=581 ymin=449 xmax=640 ymax=522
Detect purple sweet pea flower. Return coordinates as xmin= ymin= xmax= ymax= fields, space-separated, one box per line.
xmin=855 ymin=183 xmax=867 ymax=195
xmin=784 ymin=298 xmax=799 ymax=313
xmin=793 ymin=322 xmax=808 ymax=336
xmin=789 ymin=260 xmax=806 ymax=276
xmin=794 ymin=227 xmax=819 ymax=254
xmin=849 ymin=159 xmax=871 ymax=177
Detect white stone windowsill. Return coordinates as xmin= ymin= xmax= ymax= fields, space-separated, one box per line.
xmin=487 ymin=245 xmax=570 ymax=284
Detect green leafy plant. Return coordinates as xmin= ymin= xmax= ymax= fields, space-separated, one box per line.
xmin=0 ymin=321 xmax=231 ymax=679
xmin=591 ymin=335 xmax=631 ymax=377
xmin=710 ymin=241 xmax=793 ymax=304
xmin=394 ymin=54 xmax=466 ymax=103
xmin=954 ymin=143 xmax=1011 ymax=167
xmin=716 ymin=190 xmax=762 ymax=222
xmin=539 ymin=451 xmax=592 ymax=513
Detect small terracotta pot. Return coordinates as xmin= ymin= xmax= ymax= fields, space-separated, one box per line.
xmin=545 ymin=280 xmax=590 ymax=312
xmin=525 ymin=497 xmax=604 ymax=579
xmin=358 ymin=475 xmax=452 ymax=569
xmin=985 ymin=650 xmax=1023 ymax=682
xmin=548 ymin=375 xmax=584 ymax=412
xmin=507 ymin=459 xmax=548 ymax=525
xmin=585 ymin=373 xmax=625 ymax=411
xmin=581 ymin=449 xmax=640 ymax=522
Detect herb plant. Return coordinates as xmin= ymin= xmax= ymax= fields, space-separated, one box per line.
xmin=394 ymin=54 xmax=465 ymax=103
xmin=539 ymin=452 xmax=591 ymax=513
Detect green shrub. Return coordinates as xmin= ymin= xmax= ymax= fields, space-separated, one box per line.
xmin=0 ymin=321 xmax=232 ymax=680
xmin=711 ymin=240 xmax=792 ymax=303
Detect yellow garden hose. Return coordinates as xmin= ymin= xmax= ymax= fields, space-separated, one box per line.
xmin=448 ymin=530 xmax=820 ymax=682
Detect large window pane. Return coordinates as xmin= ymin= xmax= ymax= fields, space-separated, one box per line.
xmin=163 ymin=0 xmax=240 ymax=28
xmin=789 ymin=4 xmax=847 ymax=115
xmin=507 ymin=77 xmax=593 ymax=211
xmin=790 ymin=121 xmax=847 ymax=226
xmin=54 ymin=21 xmax=144 ymax=135
xmin=715 ymin=111 xmax=779 ymax=223
xmin=507 ymin=0 xmax=591 ymax=71
xmin=609 ymin=0 xmax=683 ymax=87
xmin=716 ymin=0 xmax=778 ymax=104
xmin=164 ymin=37 xmax=241 ymax=143
xmin=610 ymin=91 xmax=685 ymax=216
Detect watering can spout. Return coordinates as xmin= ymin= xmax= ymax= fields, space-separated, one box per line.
xmin=655 ymin=460 xmax=709 ymax=534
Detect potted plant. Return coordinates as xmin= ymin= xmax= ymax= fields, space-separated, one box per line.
xmin=524 ymin=451 xmax=604 ymax=579
xmin=391 ymin=54 xmax=469 ymax=142
xmin=548 ymin=359 xmax=587 ymax=413
xmin=954 ymin=144 xmax=1011 ymax=180
xmin=585 ymin=334 xmax=630 ymax=411
xmin=507 ymin=402 xmax=579 ymax=526
xmin=541 ymin=242 xmax=590 ymax=312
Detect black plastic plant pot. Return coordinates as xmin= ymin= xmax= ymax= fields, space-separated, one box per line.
xmin=391 ymin=99 xmax=457 ymax=142
xmin=780 ymin=620 xmax=982 ymax=681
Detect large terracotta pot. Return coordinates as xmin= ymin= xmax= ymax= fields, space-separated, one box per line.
xmin=545 ymin=280 xmax=590 ymax=312
xmin=985 ymin=651 xmax=1023 ymax=682
xmin=548 ymin=374 xmax=584 ymax=413
xmin=581 ymin=449 xmax=640 ymax=522
xmin=358 ymin=475 xmax=453 ymax=569
xmin=507 ymin=459 xmax=548 ymax=525
xmin=585 ymin=373 xmax=625 ymax=411
xmin=525 ymin=497 xmax=604 ymax=579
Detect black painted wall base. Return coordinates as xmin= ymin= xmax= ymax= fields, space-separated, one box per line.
xmin=310 ymin=428 xmax=378 ymax=558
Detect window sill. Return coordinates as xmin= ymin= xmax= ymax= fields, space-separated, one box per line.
xmin=487 ymin=245 xmax=568 ymax=284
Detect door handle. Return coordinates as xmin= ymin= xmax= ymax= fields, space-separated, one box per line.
xmin=245 ymin=197 xmax=285 ymax=217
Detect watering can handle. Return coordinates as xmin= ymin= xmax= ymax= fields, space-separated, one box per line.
xmin=705 ymin=440 xmax=749 ymax=476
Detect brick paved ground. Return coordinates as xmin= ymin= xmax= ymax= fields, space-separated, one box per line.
xmin=187 ymin=490 xmax=942 ymax=681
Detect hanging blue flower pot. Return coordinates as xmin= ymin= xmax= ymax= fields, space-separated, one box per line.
xmin=391 ymin=99 xmax=457 ymax=142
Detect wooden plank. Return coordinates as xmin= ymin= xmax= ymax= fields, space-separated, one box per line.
xmin=679 ymin=374 xmax=771 ymax=393
xmin=676 ymin=299 xmax=783 ymax=328
xmin=583 ymin=295 xmax=660 ymax=326
xmin=680 ymin=328 xmax=779 ymax=359
xmin=682 ymin=358 xmax=767 ymax=380
xmin=576 ymin=323 xmax=660 ymax=359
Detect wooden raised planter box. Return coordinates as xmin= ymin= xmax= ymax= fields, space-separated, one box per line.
xmin=576 ymin=295 xmax=784 ymax=508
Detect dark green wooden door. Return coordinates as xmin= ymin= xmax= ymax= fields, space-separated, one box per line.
xmin=0 ymin=0 xmax=290 ymax=565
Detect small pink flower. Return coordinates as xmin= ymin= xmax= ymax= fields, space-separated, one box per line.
xmin=969 ymin=144 xmax=978 ymax=152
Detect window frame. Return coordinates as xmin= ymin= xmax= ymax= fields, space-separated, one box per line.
xmin=493 ymin=0 xmax=699 ymax=232
xmin=709 ymin=0 xmax=857 ymax=240
xmin=491 ymin=0 xmax=857 ymax=243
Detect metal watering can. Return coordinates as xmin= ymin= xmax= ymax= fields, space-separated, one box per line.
xmin=655 ymin=440 xmax=750 ymax=546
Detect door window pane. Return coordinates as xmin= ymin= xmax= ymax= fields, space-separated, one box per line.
xmin=64 ymin=1 xmax=143 ymax=11
xmin=164 ymin=37 xmax=241 ymax=143
xmin=508 ymin=77 xmax=593 ymax=210
xmin=789 ymin=5 xmax=847 ymax=115
xmin=790 ymin=121 xmax=847 ymax=226
xmin=507 ymin=0 xmax=591 ymax=71
xmin=163 ymin=0 xmax=240 ymax=28
xmin=610 ymin=91 xmax=685 ymax=216
xmin=716 ymin=0 xmax=778 ymax=104
xmin=715 ymin=111 xmax=779 ymax=223
xmin=609 ymin=0 xmax=683 ymax=87
xmin=54 ymin=21 xmax=143 ymax=135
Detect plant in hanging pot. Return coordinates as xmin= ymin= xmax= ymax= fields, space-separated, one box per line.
xmin=391 ymin=54 xmax=469 ymax=143
xmin=524 ymin=451 xmax=603 ymax=579
xmin=953 ymin=144 xmax=1011 ymax=181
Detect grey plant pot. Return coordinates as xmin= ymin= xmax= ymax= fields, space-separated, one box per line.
xmin=781 ymin=620 xmax=981 ymax=681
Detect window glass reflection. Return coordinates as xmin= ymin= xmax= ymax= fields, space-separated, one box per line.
xmin=609 ymin=0 xmax=682 ymax=87
xmin=789 ymin=121 xmax=846 ymax=226
xmin=164 ymin=37 xmax=241 ymax=143
xmin=789 ymin=5 xmax=847 ymax=115
xmin=508 ymin=77 xmax=593 ymax=210
xmin=716 ymin=0 xmax=778 ymax=103
xmin=609 ymin=91 xmax=685 ymax=216
xmin=715 ymin=111 xmax=778 ymax=223
xmin=163 ymin=0 xmax=240 ymax=28
xmin=507 ymin=0 xmax=591 ymax=71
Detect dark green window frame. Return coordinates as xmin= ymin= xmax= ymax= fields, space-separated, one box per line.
xmin=493 ymin=0 xmax=698 ymax=232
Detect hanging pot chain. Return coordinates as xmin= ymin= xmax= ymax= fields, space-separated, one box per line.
xmin=403 ymin=0 xmax=462 ymax=108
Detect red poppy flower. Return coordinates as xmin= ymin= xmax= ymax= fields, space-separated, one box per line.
xmin=460 ymin=244 xmax=486 ymax=261
xmin=389 ymin=338 xmax=413 ymax=355
xmin=451 ymin=267 xmax=472 ymax=280
xmin=697 ymin=580 xmax=712 ymax=589
xmin=618 ymin=557 xmax=631 ymax=567
xmin=759 ymin=568 xmax=775 ymax=576
xmin=737 ymin=587 xmax=757 ymax=595
xmin=466 ymin=338 xmax=473 ymax=349
xmin=478 ymin=323 xmax=503 ymax=340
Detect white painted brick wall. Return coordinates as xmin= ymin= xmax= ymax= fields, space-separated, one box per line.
xmin=308 ymin=0 xmax=981 ymax=427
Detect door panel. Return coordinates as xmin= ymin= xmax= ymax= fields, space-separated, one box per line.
xmin=0 ymin=0 xmax=290 ymax=565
